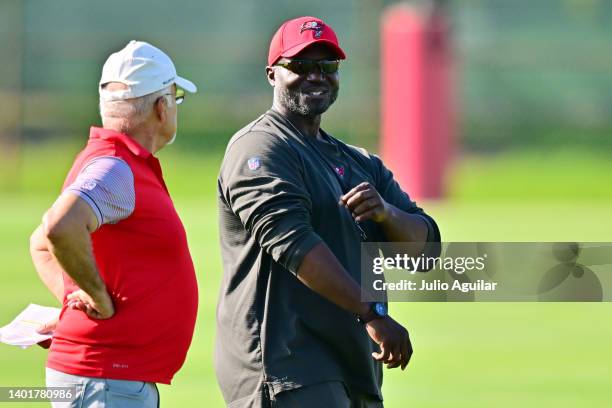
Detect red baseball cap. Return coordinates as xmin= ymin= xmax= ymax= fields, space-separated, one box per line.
xmin=268 ymin=16 xmax=347 ymax=66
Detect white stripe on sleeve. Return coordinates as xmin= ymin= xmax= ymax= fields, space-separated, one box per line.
xmin=63 ymin=156 xmax=135 ymax=228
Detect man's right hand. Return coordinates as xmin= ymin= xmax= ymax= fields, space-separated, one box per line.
xmin=67 ymin=289 xmax=115 ymax=319
xmin=365 ymin=315 xmax=413 ymax=370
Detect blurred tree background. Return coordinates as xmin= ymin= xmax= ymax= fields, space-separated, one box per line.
xmin=1 ymin=0 xmax=611 ymax=193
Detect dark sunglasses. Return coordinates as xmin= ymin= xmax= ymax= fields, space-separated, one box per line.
xmin=275 ymin=59 xmax=340 ymax=75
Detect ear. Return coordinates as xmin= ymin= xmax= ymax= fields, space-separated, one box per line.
xmin=154 ymin=96 xmax=167 ymax=123
xmin=265 ymin=66 xmax=276 ymax=87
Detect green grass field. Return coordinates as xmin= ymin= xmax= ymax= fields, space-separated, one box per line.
xmin=1 ymin=144 xmax=611 ymax=407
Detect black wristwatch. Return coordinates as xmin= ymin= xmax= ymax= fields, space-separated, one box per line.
xmin=357 ymin=302 xmax=388 ymax=324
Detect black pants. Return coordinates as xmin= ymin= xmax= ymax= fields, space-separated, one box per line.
xmin=270 ymin=381 xmax=383 ymax=408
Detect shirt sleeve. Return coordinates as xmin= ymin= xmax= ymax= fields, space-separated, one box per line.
xmin=219 ymin=131 xmax=322 ymax=274
xmin=63 ymin=156 xmax=135 ymax=229
xmin=370 ymin=153 xmax=441 ymax=245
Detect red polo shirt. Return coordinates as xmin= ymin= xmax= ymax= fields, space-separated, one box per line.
xmin=47 ymin=127 xmax=199 ymax=384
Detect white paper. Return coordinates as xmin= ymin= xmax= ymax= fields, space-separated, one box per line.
xmin=0 ymin=303 xmax=61 ymax=348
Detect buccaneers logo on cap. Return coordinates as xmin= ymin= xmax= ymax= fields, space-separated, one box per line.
xmin=300 ymin=21 xmax=325 ymax=38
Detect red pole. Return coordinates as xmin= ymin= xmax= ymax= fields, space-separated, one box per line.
xmin=380 ymin=3 xmax=455 ymax=200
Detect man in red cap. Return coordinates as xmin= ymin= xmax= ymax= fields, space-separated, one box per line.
xmin=216 ymin=16 xmax=440 ymax=407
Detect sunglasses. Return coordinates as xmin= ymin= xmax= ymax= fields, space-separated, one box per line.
xmin=162 ymin=88 xmax=185 ymax=105
xmin=275 ymin=59 xmax=340 ymax=75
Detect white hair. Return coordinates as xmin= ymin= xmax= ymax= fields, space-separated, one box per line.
xmin=99 ymin=86 xmax=172 ymax=133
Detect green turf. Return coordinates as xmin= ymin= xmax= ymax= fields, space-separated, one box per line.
xmin=1 ymin=147 xmax=611 ymax=407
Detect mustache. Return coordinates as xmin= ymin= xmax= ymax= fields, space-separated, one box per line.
xmin=301 ymin=83 xmax=330 ymax=92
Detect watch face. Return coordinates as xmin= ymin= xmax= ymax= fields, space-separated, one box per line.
xmin=374 ymin=302 xmax=387 ymax=317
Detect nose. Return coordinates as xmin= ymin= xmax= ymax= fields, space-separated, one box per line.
xmin=306 ymin=65 xmax=324 ymax=81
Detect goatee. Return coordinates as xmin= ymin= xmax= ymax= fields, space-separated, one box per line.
xmin=278 ymin=87 xmax=338 ymax=118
